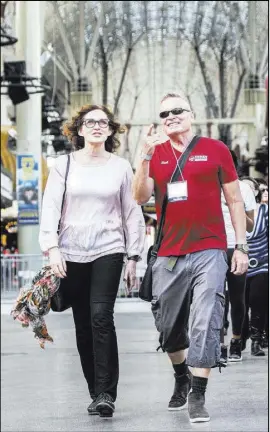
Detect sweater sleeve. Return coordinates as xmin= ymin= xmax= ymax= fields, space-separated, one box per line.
xmin=120 ymin=163 xmax=146 ymax=259
xmin=39 ymin=156 xmax=67 ymax=252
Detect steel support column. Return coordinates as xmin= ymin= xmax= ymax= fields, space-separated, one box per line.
xmin=15 ymin=1 xmax=43 ymax=255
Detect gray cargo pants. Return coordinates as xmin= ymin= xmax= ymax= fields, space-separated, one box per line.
xmin=151 ymin=249 xmax=228 ymax=368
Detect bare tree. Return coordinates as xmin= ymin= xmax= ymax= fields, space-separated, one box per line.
xmin=122 ymin=80 xmax=148 ymax=162
xmin=89 ymin=1 xmax=145 ymax=109
xmin=113 ymin=1 xmax=145 ymax=114
xmin=182 ymin=1 xmax=247 ymax=146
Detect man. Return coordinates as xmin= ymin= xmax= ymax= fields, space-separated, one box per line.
xmin=132 ymin=92 xmax=249 ymax=423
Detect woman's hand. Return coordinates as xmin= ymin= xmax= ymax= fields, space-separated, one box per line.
xmin=49 ymin=247 xmax=67 ymax=278
xmin=124 ymin=260 xmax=137 ymax=293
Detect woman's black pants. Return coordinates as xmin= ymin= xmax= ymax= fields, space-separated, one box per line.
xmin=226 ymin=248 xmax=247 ymax=336
xmin=63 ymin=253 xmax=124 ymax=402
xmin=243 ymin=272 xmax=269 ymax=340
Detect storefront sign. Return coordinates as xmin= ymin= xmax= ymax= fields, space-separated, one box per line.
xmin=17 ymin=155 xmax=39 ymax=225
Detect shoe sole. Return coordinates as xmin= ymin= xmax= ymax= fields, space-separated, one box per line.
xmin=168 ymin=401 xmax=187 ymax=411
xmin=88 ymin=411 xmax=99 ymax=416
xmin=251 ymin=352 xmax=265 ymax=357
xmin=228 ymin=357 xmax=242 ymax=362
xmin=189 ymin=416 xmax=210 ymax=423
xmin=96 ymin=402 xmax=114 ymax=418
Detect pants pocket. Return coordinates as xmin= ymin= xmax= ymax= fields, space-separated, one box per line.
xmin=151 ymin=299 xmax=162 ymax=332
xmin=210 ymin=292 xmax=225 ymax=330
xmin=222 ymin=250 xmax=228 ymax=263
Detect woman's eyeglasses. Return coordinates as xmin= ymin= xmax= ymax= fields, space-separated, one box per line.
xmin=82 ymin=119 xmax=109 ymax=129
xmin=260 ymin=187 xmax=268 ymax=192
xmin=159 ymin=108 xmax=191 ymax=119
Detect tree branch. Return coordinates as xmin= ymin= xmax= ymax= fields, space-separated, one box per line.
xmin=229 ymin=68 xmax=246 ymax=118
xmin=194 ymin=46 xmax=220 ymax=118
xmin=219 ymin=37 xmax=227 ymax=117
xmin=113 ymin=47 xmax=132 ymax=114
xmin=99 ymin=36 xmax=108 ymax=105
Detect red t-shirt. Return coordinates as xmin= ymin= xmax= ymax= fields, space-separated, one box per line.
xmin=149 ymin=137 xmax=238 ymax=256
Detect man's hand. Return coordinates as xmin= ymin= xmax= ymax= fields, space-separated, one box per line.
xmin=123 ymin=260 xmax=137 ymax=293
xmin=49 ymin=247 xmax=67 ymax=278
xmin=141 ymin=124 xmax=164 ymax=157
xmin=231 ymin=250 xmax=249 ymax=275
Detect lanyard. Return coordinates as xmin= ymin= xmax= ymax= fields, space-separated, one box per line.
xmin=169 ymin=136 xmax=195 ymax=183
xmin=170 ymin=144 xmax=185 ymax=182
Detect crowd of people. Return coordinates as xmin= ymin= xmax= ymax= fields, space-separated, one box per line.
xmin=1 ymin=245 xmax=18 ymax=255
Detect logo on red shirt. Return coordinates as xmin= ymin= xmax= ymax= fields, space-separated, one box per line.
xmin=189 ymin=155 xmax=208 ymax=161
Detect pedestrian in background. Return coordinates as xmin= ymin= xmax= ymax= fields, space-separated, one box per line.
xmin=242 ymin=177 xmax=268 ymax=355
xmin=220 ymin=151 xmax=256 ymax=363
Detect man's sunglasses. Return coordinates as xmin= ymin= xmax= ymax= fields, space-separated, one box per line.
xmin=159 ymin=108 xmax=191 ymax=119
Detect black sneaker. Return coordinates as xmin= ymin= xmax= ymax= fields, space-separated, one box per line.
xmin=220 ymin=345 xmax=228 ymax=365
xmin=168 ymin=372 xmax=190 ymax=411
xmin=228 ymin=338 xmax=242 ymax=362
xmin=251 ymin=340 xmax=265 ymax=357
xmin=87 ymin=399 xmax=99 ymax=416
xmin=95 ymin=393 xmax=115 ymax=418
xmin=188 ymin=392 xmax=210 ymax=423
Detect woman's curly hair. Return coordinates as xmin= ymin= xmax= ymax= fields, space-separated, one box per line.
xmin=62 ymin=104 xmax=125 ymax=152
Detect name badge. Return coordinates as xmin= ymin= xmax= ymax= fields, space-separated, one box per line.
xmin=167 ymin=181 xmax=188 ymax=202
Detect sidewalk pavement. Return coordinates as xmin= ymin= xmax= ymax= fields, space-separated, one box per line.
xmin=1 ymin=301 xmax=268 ymax=432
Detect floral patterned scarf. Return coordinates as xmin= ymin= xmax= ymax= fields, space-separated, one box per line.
xmin=10 ymin=266 xmax=60 ymax=349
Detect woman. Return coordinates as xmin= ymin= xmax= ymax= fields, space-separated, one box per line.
xmin=242 ymin=178 xmax=268 ymax=356
xmin=220 ymin=152 xmax=256 ymax=363
xmin=39 ymin=104 xmax=145 ymax=417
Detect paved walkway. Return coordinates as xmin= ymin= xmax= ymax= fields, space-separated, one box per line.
xmin=1 ymin=300 xmax=268 ymax=432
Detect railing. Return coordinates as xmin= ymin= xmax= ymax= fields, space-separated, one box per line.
xmin=1 ymin=254 xmax=146 ymax=299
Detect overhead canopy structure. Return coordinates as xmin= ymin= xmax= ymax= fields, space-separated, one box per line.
xmin=41 ymin=1 xmax=268 ymax=120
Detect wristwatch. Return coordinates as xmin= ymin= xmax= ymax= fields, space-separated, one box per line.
xmin=127 ymin=255 xmax=140 ymax=262
xmin=140 ymin=153 xmax=152 ymax=161
xmin=235 ymin=244 xmax=249 ymax=254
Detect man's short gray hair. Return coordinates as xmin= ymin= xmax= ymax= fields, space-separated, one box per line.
xmin=161 ymin=91 xmax=189 ymax=104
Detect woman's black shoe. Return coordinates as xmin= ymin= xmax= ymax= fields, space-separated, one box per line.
xmin=251 ymin=340 xmax=265 ymax=357
xmin=87 ymin=399 xmax=99 ymax=415
xmin=228 ymin=339 xmax=242 ymax=362
xmin=95 ymin=393 xmax=115 ymax=418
